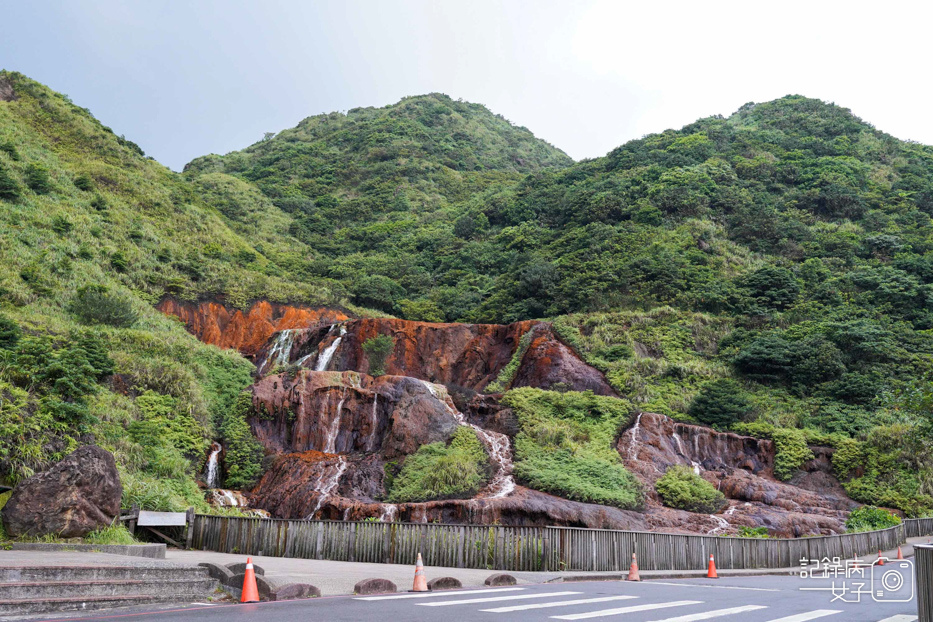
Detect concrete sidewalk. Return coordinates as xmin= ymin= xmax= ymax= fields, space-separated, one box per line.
xmin=1 ymin=536 xmax=926 ymax=598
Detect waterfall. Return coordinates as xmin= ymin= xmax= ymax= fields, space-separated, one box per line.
xmin=627 ymin=413 xmax=643 ymax=462
xmin=315 ymin=325 xmax=346 ymax=372
xmin=324 ymin=390 xmax=346 ymax=454
xmin=306 ymin=457 xmax=348 ymax=519
xmin=368 ymin=393 xmax=380 ymax=451
xmin=205 ymin=442 xmax=222 ymax=488
xmin=379 ymin=504 xmax=397 ymax=522
xmin=260 ymin=329 xmax=299 ymax=375
xmin=707 ymin=514 xmax=730 ymax=535
xmin=672 ymin=431 xmax=702 ymax=475
xmin=422 ymin=380 xmax=516 ymax=498
xmin=210 ymin=489 xmax=248 ymax=507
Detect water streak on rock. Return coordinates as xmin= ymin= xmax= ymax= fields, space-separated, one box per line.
xmin=205 ymin=442 xmax=222 ymax=488
xmin=316 ymin=326 xmax=346 ymax=372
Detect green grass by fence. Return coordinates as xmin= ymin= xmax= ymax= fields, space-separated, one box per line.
xmin=191 ymin=516 xmax=932 ymax=572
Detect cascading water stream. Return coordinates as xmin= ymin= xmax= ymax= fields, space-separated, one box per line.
xmin=627 ymin=413 xmax=643 ymax=461
xmin=324 ymin=390 xmax=346 ymax=454
xmin=315 ymin=326 xmax=346 ymax=372
xmin=672 ymin=431 xmax=702 ymax=475
xmin=421 ymin=380 xmax=516 ymax=498
xmin=205 ymin=442 xmax=222 ymax=488
xmin=379 ymin=504 xmax=398 ymax=522
xmin=260 ymin=329 xmax=299 ymax=375
xmin=368 ymin=394 xmax=380 ymax=451
xmin=306 ymin=456 xmax=348 ymax=519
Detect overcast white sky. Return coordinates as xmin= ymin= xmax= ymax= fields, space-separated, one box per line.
xmin=2 ymin=0 xmax=931 ymax=170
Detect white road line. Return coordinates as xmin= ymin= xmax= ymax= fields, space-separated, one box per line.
xmin=480 ymin=595 xmax=638 ymax=613
xmin=418 ymin=591 xmax=582 ymax=606
xmin=645 ymin=581 xmax=780 ymax=592
xmin=356 ymin=587 xmax=524 ymax=600
xmin=764 ymin=611 xmax=841 ymax=622
xmin=550 ymin=600 xmax=703 ymax=620
xmin=875 ymin=616 xmax=918 ymax=622
xmin=645 ymin=605 xmax=768 ymax=622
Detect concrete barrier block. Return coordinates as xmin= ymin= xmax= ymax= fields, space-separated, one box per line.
xmin=272 ymin=583 xmax=321 ymax=601
xmin=198 ymin=562 xmax=234 ymax=584
xmin=354 ymin=578 xmax=397 ymax=595
xmin=427 ymin=577 xmax=463 ymax=591
xmin=485 ymin=573 xmax=517 ymax=586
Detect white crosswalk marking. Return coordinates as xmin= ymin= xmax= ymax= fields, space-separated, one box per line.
xmin=480 ymin=595 xmax=638 ymax=613
xmin=874 ymin=616 xmax=918 ymax=622
xmin=764 ymin=611 xmax=841 ymax=622
xmin=356 ymin=587 xmax=524 ymax=600
xmin=550 ymin=600 xmax=703 ymax=620
xmin=645 ymin=605 xmax=767 ymax=622
xmin=418 ymin=591 xmax=581 ymax=606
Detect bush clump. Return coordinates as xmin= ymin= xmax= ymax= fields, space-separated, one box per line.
xmin=504 ymin=388 xmax=643 ymax=510
xmin=387 ymin=427 xmax=489 ymax=502
xmin=845 ymin=505 xmax=901 ymax=532
xmin=219 ymin=392 xmax=265 ymax=489
xmin=688 ymin=378 xmax=752 ymax=428
xmin=362 ymin=334 xmax=394 ymax=376
xmin=655 ymin=465 xmax=727 ymax=514
xmin=69 ymin=285 xmax=138 ymax=327
xmin=24 ymin=162 xmax=52 ymax=194
xmin=0 ymin=161 xmax=21 ymax=201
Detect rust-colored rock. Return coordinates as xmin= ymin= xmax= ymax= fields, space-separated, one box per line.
xmin=157 ymin=297 xmax=348 ymax=358
xmin=617 ymin=412 xmax=855 ymax=537
xmin=1 ymin=446 xmax=122 ymax=538
xmin=250 ymin=371 xmax=460 ymax=459
xmin=253 ymin=318 xmax=615 ymax=395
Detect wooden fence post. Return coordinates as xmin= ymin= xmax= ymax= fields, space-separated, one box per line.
xmin=128 ymin=504 xmax=139 ymax=537
xmin=185 ymin=508 xmax=195 ymax=549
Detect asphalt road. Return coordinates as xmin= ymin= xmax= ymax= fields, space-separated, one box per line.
xmin=28 ymin=576 xmax=920 ymax=622
xmin=29 ymin=577 xmax=917 ymax=622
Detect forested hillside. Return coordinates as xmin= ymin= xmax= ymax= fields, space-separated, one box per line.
xmin=0 ymin=68 xmax=930 ymax=524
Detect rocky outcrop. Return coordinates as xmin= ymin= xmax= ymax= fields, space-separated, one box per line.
xmin=617 ymin=412 xmax=855 ymax=537
xmin=253 ymin=318 xmax=616 ymax=395
xmin=250 ymin=371 xmax=460 ymax=459
xmin=1 ymin=446 xmax=122 ymax=538
xmin=157 ymin=298 xmax=348 ymax=358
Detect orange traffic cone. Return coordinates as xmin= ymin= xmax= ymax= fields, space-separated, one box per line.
xmin=896 ymin=546 xmax=904 ymax=560
xmin=240 ymin=557 xmax=260 ymax=603
xmin=707 ymin=554 xmax=718 ymax=579
xmin=412 ymin=552 xmax=428 ymax=592
xmin=626 ymin=553 xmax=641 ymax=582
xmin=877 ymin=550 xmax=884 ymax=566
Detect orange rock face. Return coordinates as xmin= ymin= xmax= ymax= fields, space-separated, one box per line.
xmin=157 ymin=298 xmax=349 ymax=358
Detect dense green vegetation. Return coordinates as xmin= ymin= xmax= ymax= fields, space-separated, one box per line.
xmin=503 ymin=388 xmax=643 ymax=510
xmin=1 ymin=68 xmax=931 ymax=520
xmin=655 ymin=465 xmax=727 ymax=514
xmin=844 ymin=505 xmax=901 ymax=532
xmin=387 ymin=427 xmax=490 ymax=502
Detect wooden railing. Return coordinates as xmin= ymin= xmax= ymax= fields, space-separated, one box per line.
xmin=191 ymin=515 xmax=932 ymax=572
xmin=905 ymin=517 xmax=933 ymax=539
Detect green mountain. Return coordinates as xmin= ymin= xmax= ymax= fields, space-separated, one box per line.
xmin=0 ymin=70 xmax=930 ymax=525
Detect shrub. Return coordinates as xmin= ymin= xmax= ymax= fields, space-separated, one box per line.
xmin=0 ymin=161 xmax=21 ymax=201
xmin=73 ymin=173 xmax=94 ymax=191
xmin=85 ymin=524 xmax=137 ymax=545
xmin=90 ymin=194 xmax=107 ymax=211
xmin=737 ymin=526 xmax=769 ymax=538
xmin=362 ymin=334 xmax=394 ymax=376
xmin=0 ymin=140 xmax=20 ymax=161
xmin=51 ymin=214 xmax=72 ymax=235
xmin=0 ymin=315 xmax=21 ymax=350
xmin=688 ymin=379 xmax=752 ymax=428
xmin=110 ymin=251 xmax=128 ymax=272
xmin=388 ymin=427 xmax=489 ymax=502
xmin=69 ymin=285 xmax=138 ymax=327
xmin=772 ymin=428 xmax=814 ymax=480
xmin=219 ymin=392 xmax=265 ymax=489
xmin=655 ymin=465 xmax=727 ymax=514
xmin=845 ymin=506 xmax=901 ymax=532
xmin=24 ymin=162 xmax=52 ymax=194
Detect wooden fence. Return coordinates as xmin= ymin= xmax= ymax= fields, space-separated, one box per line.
xmin=906 ymin=517 xmax=933 ymax=539
xmin=191 ymin=515 xmax=932 ymax=572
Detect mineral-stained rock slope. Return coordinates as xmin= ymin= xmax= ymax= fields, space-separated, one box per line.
xmin=160 ymin=300 xmax=861 ymax=537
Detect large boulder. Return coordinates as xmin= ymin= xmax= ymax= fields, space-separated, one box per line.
xmin=1 ymin=445 xmax=122 ymax=538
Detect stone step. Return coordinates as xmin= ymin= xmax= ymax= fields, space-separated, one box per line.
xmin=0 ymin=565 xmax=209 ymax=583
xmin=0 ymin=593 xmax=214 ymax=617
xmin=0 ymin=577 xmax=218 ymax=600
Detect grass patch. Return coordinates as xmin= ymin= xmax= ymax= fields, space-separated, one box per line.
xmin=387 ymin=427 xmax=490 ymax=502
xmin=503 ymin=388 xmax=643 ymax=509
xmin=84 ymin=524 xmax=138 ymax=545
